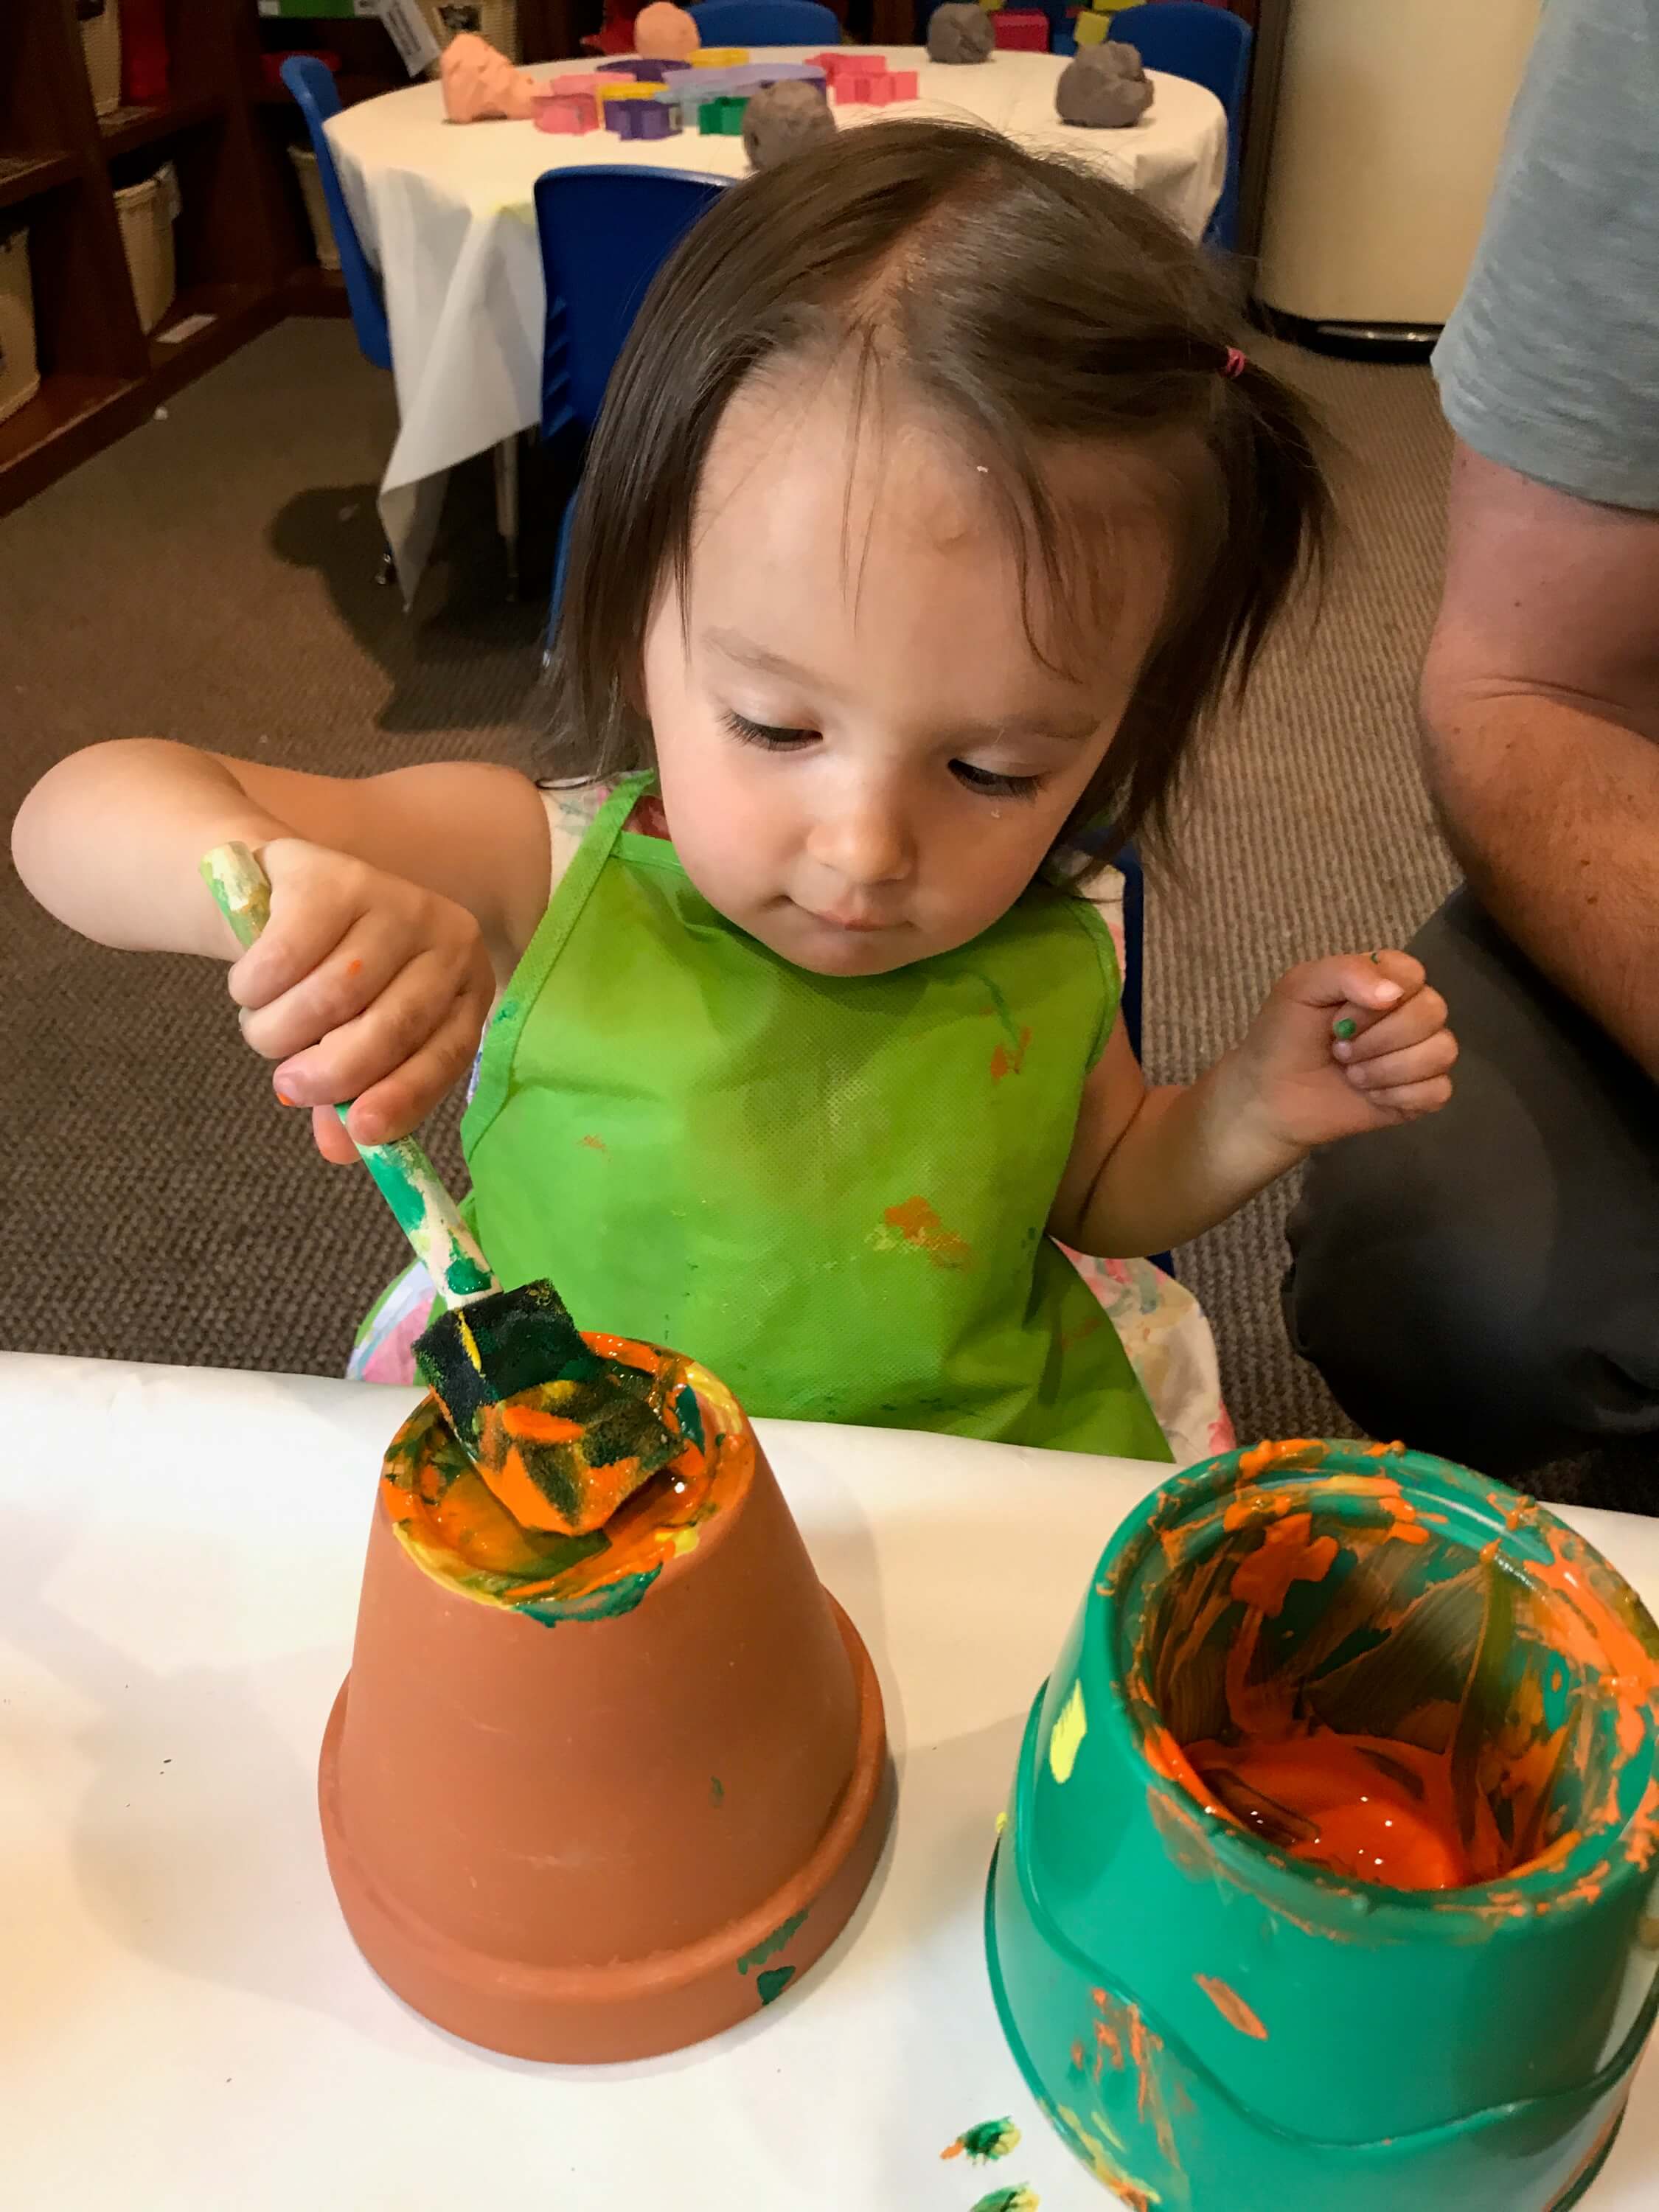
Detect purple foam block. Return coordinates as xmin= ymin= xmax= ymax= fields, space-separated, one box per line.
xmin=612 ymin=99 xmax=679 ymax=137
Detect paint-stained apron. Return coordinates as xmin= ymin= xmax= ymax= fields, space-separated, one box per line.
xmin=459 ymin=773 xmax=1172 ymax=1461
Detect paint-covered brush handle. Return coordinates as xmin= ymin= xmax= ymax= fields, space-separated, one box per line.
xmin=199 ymin=841 xmax=498 ymax=1311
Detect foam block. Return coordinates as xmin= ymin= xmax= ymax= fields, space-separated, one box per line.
xmin=992 ymin=8 xmax=1048 ymax=47
xmin=611 ymin=96 xmax=681 ymax=134
xmin=535 ymin=90 xmax=601 ymax=132
xmin=692 ymin=45 xmax=749 ymax=64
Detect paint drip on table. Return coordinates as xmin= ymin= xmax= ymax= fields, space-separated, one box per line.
xmin=383 ymin=1335 xmax=749 ymax=1626
xmin=1141 ymin=1439 xmax=1659 ymax=1893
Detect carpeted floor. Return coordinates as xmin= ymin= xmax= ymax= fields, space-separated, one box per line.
xmin=0 ymin=316 xmax=1613 ymax=1499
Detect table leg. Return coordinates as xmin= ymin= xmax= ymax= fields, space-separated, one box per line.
xmin=493 ymin=434 xmax=521 ymax=602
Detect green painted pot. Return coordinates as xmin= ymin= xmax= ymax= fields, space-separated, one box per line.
xmin=986 ymin=1440 xmax=1659 ymax=2211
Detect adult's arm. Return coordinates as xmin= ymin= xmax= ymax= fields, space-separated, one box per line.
xmin=1419 ymin=445 xmax=1659 ymax=1079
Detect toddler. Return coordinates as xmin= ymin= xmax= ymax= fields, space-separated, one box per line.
xmin=13 ymin=123 xmax=1455 ymax=1464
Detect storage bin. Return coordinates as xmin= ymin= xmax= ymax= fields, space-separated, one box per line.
xmin=288 ymin=145 xmax=341 ymax=271
xmin=78 ymin=0 xmax=124 ymax=116
xmin=0 ymin=229 xmax=42 ymax=428
xmin=114 ymin=164 xmax=178 ymax=335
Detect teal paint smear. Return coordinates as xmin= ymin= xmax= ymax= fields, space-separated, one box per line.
xmin=710 ymin=1775 xmax=725 ymax=1808
xmin=675 ymin=1384 xmax=705 ymax=1452
xmin=517 ymin=1567 xmax=661 ymax=1628
xmin=756 ymin=1965 xmax=796 ymax=2007
xmin=971 ymin=971 xmax=1025 ymax=1054
xmin=737 ymin=1907 xmax=807 ymax=1975
xmin=445 ymin=1253 xmax=493 ymax=1299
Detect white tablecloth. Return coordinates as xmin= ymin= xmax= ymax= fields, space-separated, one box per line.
xmin=325 ymin=50 xmax=1226 ymax=589
xmin=2 ymin=1349 xmax=1655 ymax=2208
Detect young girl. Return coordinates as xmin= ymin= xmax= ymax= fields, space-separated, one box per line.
xmin=14 ymin=122 xmax=1455 ymax=1466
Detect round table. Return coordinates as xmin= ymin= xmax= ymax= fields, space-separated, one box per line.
xmin=324 ymin=49 xmax=1226 ymax=589
xmin=4 ymin=1350 xmax=1656 ymax=2206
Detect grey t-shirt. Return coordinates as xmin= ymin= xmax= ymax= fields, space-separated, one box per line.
xmin=1433 ymin=0 xmax=1659 ymax=511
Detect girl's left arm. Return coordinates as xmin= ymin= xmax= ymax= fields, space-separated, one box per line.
xmin=1048 ymin=952 xmax=1458 ymax=1259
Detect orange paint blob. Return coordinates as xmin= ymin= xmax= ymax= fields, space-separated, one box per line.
xmin=1195 ymin=1975 xmax=1267 ymax=2039
xmin=1186 ymin=1731 xmax=1478 ymax=1890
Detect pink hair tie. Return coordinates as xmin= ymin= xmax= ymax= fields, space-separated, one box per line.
xmin=1222 ymin=346 xmax=1248 ymax=379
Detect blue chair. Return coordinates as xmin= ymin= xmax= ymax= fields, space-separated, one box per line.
xmin=280 ymin=57 xmax=391 ymax=372
xmin=535 ymin=166 xmax=724 ymax=650
xmin=689 ymin=0 xmax=841 ymax=42
xmin=1105 ymin=2 xmax=1251 ymax=252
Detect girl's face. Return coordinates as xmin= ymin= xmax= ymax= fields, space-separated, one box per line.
xmin=641 ymin=368 xmax=1170 ymax=977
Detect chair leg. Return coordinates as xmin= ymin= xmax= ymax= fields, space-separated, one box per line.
xmin=493 ymin=434 xmax=521 ymax=602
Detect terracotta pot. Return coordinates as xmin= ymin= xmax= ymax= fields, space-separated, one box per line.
xmin=319 ymin=1335 xmax=891 ymax=2060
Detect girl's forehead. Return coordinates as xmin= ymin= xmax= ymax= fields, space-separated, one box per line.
xmin=687 ymin=369 xmax=1175 ymax=689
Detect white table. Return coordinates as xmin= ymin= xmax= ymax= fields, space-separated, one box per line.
xmin=3 ymin=1350 xmax=1655 ymax=2207
xmin=325 ymin=49 xmax=1226 ymax=591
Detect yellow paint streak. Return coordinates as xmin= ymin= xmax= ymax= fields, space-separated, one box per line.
xmin=1049 ymin=1679 xmax=1089 ymax=1784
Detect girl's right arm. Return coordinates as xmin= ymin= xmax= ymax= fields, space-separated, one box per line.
xmin=12 ymin=740 xmax=552 ymax=1152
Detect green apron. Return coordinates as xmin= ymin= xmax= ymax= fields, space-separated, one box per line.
xmin=462 ymin=775 xmax=1170 ymax=1461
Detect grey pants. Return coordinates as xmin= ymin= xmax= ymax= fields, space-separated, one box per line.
xmin=1284 ymin=888 xmax=1659 ymax=1480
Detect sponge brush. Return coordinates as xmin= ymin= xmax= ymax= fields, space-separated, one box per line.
xmin=415 ymin=1281 xmax=681 ymax=1535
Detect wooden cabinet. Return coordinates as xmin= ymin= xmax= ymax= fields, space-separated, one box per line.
xmin=0 ymin=0 xmax=293 ymax=514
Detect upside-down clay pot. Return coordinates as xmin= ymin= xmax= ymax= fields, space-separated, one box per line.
xmin=319 ymin=1335 xmax=891 ymax=2061
xmin=987 ymin=1440 xmax=1659 ymax=2211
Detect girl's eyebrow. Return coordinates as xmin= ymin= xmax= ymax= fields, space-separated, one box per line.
xmin=704 ymin=628 xmax=1097 ymax=746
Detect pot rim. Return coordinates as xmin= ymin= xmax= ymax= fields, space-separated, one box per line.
xmin=1093 ymin=1439 xmax=1659 ymax=1923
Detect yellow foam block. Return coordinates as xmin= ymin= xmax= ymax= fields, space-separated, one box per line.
xmin=597 ymin=80 xmax=660 ymax=100
xmin=692 ymin=46 xmax=749 ymax=65
xmin=1074 ymin=10 xmax=1110 ymax=41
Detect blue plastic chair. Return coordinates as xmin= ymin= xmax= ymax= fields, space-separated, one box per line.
xmin=279 ymin=57 xmax=391 ymax=372
xmin=535 ymin=166 xmax=725 ymax=646
xmin=1105 ymin=3 xmax=1251 ymax=251
xmin=689 ymin=0 xmax=841 ymax=42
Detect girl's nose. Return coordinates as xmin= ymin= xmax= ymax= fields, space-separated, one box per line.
xmin=805 ymin=801 xmax=913 ymax=887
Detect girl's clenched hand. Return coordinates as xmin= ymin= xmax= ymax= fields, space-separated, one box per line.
xmin=1228 ymin=951 xmax=1457 ymax=1157
xmin=223 ymin=837 xmax=495 ymax=1164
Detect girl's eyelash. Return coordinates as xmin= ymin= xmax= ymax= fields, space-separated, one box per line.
xmin=723 ymin=710 xmax=817 ymax=749
xmin=951 ymin=762 xmax=1045 ymax=801
xmin=722 ymin=711 xmax=1043 ymax=802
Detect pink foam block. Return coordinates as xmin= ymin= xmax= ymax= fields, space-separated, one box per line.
xmin=810 ymin=49 xmax=880 ymax=79
xmin=534 ymin=90 xmax=600 ymax=132
xmin=836 ymin=63 xmax=914 ymax=104
xmin=992 ymin=9 xmax=1048 ymax=47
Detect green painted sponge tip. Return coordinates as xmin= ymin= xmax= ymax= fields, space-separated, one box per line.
xmin=414 ymin=1282 xmax=681 ymax=1537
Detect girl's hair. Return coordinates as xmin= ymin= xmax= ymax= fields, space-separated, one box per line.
xmin=546 ymin=119 xmax=1328 ymax=863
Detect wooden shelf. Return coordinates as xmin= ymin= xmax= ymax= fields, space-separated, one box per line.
xmin=284 ymin=263 xmax=349 ymax=316
xmin=0 ymin=148 xmax=79 ymax=211
xmin=100 ymin=92 xmax=226 ymax=159
xmin=0 ymin=369 xmax=136 ymax=479
xmin=146 ymin=281 xmax=271 ymax=374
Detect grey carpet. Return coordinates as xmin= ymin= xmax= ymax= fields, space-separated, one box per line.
xmin=0 ymin=319 xmax=1621 ymax=1502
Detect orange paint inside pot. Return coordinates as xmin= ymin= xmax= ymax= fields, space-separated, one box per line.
xmin=1186 ymin=1730 xmax=1484 ymax=1891
xmin=1141 ymin=1448 xmax=1659 ymax=1898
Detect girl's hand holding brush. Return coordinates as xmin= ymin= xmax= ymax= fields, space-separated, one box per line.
xmin=224 ymin=837 xmax=496 ymax=1164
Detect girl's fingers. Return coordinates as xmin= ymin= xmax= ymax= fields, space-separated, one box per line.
xmin=272 ymin=949 xmax=476 ymax=1107
xmin=239 ymin=911 xmax=406 ymax=1061
xmin=226 ymin=880 xmax=358 ymax=1010
xmin=1332 ymin=986 xmax=1449 ymax=1065
xmin=312 ymin=1105 xmax=360 ymax=1165
xmin=340 ymin=994 xmax=485 ymax=1145
xmin=1363 ymin=1074 xmax=1455 ymax=1117
xmin=1343 ymin=1030 xmax=1458 ymax=1093
xmin=1281 ymin=949 xmax=1422 ymax=1032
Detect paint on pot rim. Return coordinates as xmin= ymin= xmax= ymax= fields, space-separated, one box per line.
xmin=736 ymin=1906 xmax=808 ymax=1975
xmin=1048 ymin=1680 xmax=1088 ymax=1783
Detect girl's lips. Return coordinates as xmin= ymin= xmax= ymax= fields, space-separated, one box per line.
xmin=801 ymin=907 xmax=896 ymax=933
